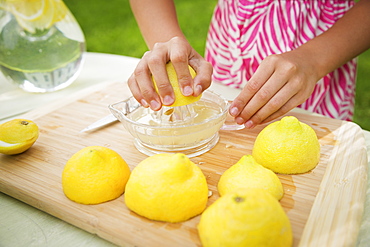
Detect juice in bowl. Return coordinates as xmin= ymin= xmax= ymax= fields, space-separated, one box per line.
xmin=0 ymin=0 xmax=85 ymax=93
xmin=109 ymin=90 xmax=244 ymax=157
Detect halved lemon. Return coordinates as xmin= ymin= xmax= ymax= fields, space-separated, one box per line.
xmin=0 ymin=119 xmax=39 ymax=155
xmin=152 ymin=61 xmax=201 ymax=107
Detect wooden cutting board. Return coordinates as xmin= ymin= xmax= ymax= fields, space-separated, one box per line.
xmin=0 ymin=81 xmax=368 ymax=247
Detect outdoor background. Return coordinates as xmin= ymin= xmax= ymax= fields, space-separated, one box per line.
xmin=63 ymin=0 xmax=370 ymax=130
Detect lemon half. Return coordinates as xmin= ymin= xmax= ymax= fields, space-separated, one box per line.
xmin=124 ymin=153 xmax=208 ymax=223
xmin=218 ymin=155 xmax=284 ymax=200
xmin=0 ymin=119 xmax=39 ymax=155
xmin=152 ymin=61 xmax=201 ymax=107
xmin=62 ymin=146 xmax=131 ymax=205
xmin=198 ymin=188 xmax=292 ymax=247
xmin=252 ymin=116 xmax=320 ymax=174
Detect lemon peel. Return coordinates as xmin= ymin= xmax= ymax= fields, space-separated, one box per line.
xmin=152 ymin=61 xmax=201 ymax=107
xmin=62 ymin=146 xmax=131 ymax=205
xmin=198 ymin=188 xmax=293 ymax=247
xmin=218 ymin=155 xmax=284 ymax=200
xmin=252 ymin=116 xmax=320 ymax=174
xmin=124 ymin=153 xmax=208 ymax=223
xmin=0 ymin=119 xmax=39 ymax=155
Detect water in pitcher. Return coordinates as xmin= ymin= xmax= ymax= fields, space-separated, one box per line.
xmin=0 ymin=1 xmax=85 ymax=93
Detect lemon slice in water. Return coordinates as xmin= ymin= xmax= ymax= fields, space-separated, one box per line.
xmin=3 ymin=0 xmax=68 ymax=33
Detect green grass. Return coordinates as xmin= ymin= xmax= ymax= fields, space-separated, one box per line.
xmin=354 ymin=49 xmax=370 ymax=130
xmin=64 ymin=0 xmax=370 ymax=130
xmin=62 ymin=0 xmax=216 ymax=57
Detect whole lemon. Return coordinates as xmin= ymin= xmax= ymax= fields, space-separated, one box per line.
xmin=218 ymin=155 xmax=284 ymax=200
xmin=198 ymin=188 xmax=292 ymax=247
xmin=62 ymin=146 xmax=131 ymax=205
xmin=152 ymin=61 xmax=201 ymax=107
xmin=252 ymin=116 xmax=320 ymax=174
xmin=0 ymin=119 xmax=39 ymax=155
xmin=124 ymin=153 xmax=208 ymax=223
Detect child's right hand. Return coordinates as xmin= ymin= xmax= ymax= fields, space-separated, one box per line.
xmin=128 ymin=36 xmax=213 ymax=111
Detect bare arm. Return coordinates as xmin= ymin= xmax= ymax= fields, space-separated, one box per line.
xmin=128 ymin=0 xmax=212 ymax=110
xmin=303 ymin=0 xmax=370 ymax=77
xmin=230 ymin=0 xmax=370 ymax=128
xmin=129 ymin=0 xmax=184 ymax=48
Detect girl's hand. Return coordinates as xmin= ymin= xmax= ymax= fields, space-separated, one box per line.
xmin=229 ymin=0 xmax=370 ymax=128
xmin=128 ymin=36 xmax=213 ymax=110
xmin=229 ymin=50 xmax=320 ymax=128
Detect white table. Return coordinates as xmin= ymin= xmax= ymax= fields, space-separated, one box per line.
xmin=1 ymin=52 xmax=369 ymax=246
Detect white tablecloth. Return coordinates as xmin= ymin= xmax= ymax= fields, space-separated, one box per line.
xmin=1 ymin=52 xmax=369 ymax=246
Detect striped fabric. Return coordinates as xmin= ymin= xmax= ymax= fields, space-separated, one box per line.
xmin=205 ymin=0 xmax=357 ymax=121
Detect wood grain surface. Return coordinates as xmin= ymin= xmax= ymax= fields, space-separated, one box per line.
xmin=0 ymin=81 xmax=367 ymax=247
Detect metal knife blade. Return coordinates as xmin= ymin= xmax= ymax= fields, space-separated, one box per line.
xmin=80 ymin=114 xmax=118 ymax=133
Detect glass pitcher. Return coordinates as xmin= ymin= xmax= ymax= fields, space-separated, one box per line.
xmin=0 ymin=0 xmax=85 ymax=93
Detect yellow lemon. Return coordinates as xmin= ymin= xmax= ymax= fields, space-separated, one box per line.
xmin=152 ymin=61 xmax=201 ymax=107
xmin=0 ymin=119 xmax=39 ymax=155
xmin=218 ymin=155 xmax=284 ymax=200
xmin=62 ymin=146 xmax=131 ymax=205
xmin=252 ymin=116 xmax=320 ymax=174
xmin=198 ymin=188 xmax=292 ymax=247
xmin=124 ymin=153 xmax=208 ymax=223
xmin=2 ymin=0 xmax=68 ymax=33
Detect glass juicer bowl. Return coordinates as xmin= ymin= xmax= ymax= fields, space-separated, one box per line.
xmin=109 ymin=90 xmax=243 ymax=157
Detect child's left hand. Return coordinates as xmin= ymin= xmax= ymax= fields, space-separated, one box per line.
xmin=229 ymin=49 xmax=320 ymax=128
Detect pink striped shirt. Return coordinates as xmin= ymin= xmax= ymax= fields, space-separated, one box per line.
xmin=205 ymin=0 xmax=357 ymax=121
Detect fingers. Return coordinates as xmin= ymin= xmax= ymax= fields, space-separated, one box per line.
xmin=229 ymin=55 xmax=283 ymax=125
xmin=170 ymin=39 xmax=195 ymax=97
xmin=128 ymin=52 xmax=163 ymax=111
xmin=261 ymin=97 xmax=300 ymax=124
xmin=234 ymin=86 xmax=303 ymax=129
xmin=168 ymin=37 xmax=213 ymax=97
xmin=234 ymin=74 xmax=290 ymax=125
xmin=190 ymin=59 xmax=213 ymax=97
xmin=241 ymin=86 xmax=299 ymax=128
xmin=148 ymin=43 xmax=175 ymax=106
xmin=229 ymin=53 xmax=317 ymax=128
xmin=128 ymin=36 xmax=213 ymax=110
